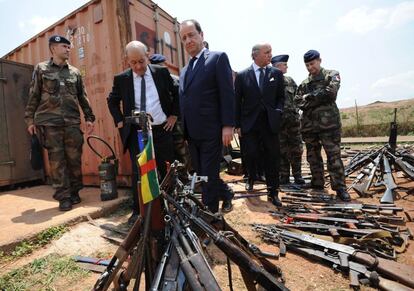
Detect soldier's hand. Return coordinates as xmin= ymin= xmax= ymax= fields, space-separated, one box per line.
xmin=27 ymin=124 xmax=37 ymax=135
xmin=222 ymin=126 xmax=233 ymax=146
xmin=86 ymin=121 xmax=94 ymax=135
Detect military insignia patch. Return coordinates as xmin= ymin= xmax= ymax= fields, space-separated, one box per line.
xmin=333 ymin=74 xmax=340 ymax=81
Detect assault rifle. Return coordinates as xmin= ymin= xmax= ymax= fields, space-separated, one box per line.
xmin=352 ymin=151 xmax=383 ymax=197
xmin=163 ymin=192 xmax=289 ymax=291
xmin=253 ymin=225 xmax=414 ymax=289
xmin=386 ymin=150 xmax=414 ymax=180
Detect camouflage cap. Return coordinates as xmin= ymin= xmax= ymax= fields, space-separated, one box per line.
xmin=304 ymin=50 xmax=320 ymax=63
xmin=49 ymin=35 xmax=71 ymax=45
xmin=149 ymin=54 xmax=166 ymax=64
xmin=271 ymin=54 xmax=289 ymax=64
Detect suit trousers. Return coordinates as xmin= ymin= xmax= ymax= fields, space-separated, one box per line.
xmin=188 ymin=137 xmax=233 ymax=213
xmin=127 ymin=123 xmax=174 ymax=214
xmin=242 ymin=112 xmax=280 ymax=190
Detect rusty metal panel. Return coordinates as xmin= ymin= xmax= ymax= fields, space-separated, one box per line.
xmin=0 ymin=59 xmax=44 ymax=186
xmin=3 ymin=0 xmax=185 ymax=186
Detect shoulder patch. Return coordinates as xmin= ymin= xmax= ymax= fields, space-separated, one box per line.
xmin=333 ymin=74 xmax=340 ymax=82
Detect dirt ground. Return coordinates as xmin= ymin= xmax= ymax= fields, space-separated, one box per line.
xmin=1 ymin=145 xmax=413 ymax=291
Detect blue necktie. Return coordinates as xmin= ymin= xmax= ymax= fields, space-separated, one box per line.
xmin=185 ymin=57 xmax=197 ymax=85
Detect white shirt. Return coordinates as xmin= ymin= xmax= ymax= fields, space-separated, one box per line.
xmin=133 ymin=67 xmax=167 ymax=125
xmin=252 ymin=63 xmax=269 ymax=87
xmin=190 ymin=47 xmax=207 ymax=69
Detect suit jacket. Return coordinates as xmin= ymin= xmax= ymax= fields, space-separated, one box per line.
xmin=235 ymin=65 xmax=285 ymax=134
xmin=179 ymin=49 xmax=235 ymax=140
xmin=107 ymin=65 xmax=179 ymax=151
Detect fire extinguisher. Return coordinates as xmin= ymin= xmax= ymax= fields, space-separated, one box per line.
xmin=87 ymin=135 xmax=118 ymax=201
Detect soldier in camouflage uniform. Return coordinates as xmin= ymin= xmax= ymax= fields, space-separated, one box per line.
xmin=271 ymin=55 xmax=305 ymax=185
xmin=294 ymin=50 xmax=350 ymax=201
xmin=25 ymin=35 xmax=95 ymax=211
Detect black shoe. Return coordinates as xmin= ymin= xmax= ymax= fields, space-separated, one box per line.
xmin=267 ymin=191 xmax=282 ymax=207
xmin=280 ymin=176 xmax=290 ymax=185
xmin=245 ymin=179 xmax=254 ymax=191
xmin=59 ymin=199 xmax=72 ymax=211
xmin=301 ymin=183 xmax=324 ymax=190
xmin=222 ymin=199 xmax=233 ymax=213
xmin=294 ymin=176 xmax=305 ymax=185
xmin=256 ymin=175 xmax=266 ymax=183
xmin=70 ymin=192 xmax=81 ymax=205
xmin=128 ymin=213 xmax=139 ymax=225
xmin=336 ymin=189 xmax=351 ymax=202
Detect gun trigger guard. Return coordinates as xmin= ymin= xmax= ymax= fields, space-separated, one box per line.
xmin=220 ymin=230 xmax=235 ymax=238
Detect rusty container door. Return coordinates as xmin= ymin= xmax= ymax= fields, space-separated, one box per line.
xmin=0 ymin=59 xmax=44 ymax=186
xmin=3 ymin=0 xmax=186 ymax=186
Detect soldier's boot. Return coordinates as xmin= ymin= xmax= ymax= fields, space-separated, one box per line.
xmin=280 ymin=176 xmax=290 ymax=185
xmin=59 ymin=198 xmax=72 ymax=211
xmin=268 ymin=189 xmax=282 ymax=207
xmin=293 ymin=175 xmax=305 ymax=185
xmin=336 ymin=189 xmax=351 ymax=202
xmin=70 ymin=191 xmax=81 ymax=205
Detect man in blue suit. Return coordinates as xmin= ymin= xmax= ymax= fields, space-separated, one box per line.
xmin=235 ymin=43 xmax=285 ymax=206
xmin=179 ymin=19 xmax=235 ymax=213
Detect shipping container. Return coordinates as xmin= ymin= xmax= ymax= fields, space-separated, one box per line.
xmin=4 ymin=0 xmax=187 ymax=186
xmin=0 ymin=59 xmax=44 ymax=186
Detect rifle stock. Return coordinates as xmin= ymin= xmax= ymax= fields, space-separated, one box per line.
xmin=353 ymin=251 xmax=414 ymax=288
xmin=381 ymin=155 xmax=397 ymax=203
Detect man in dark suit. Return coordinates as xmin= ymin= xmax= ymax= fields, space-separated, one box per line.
xmin=179 ymin=19 xmax=235 ymax=213
xmin=107 ymin=41 xmax=179 ymax=222
xmin=235 ymin=43 xmax=285 ymax=206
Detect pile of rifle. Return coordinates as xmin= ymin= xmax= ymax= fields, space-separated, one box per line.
xmin=345 ymin=145 xmax=414 ymax=202
xmin=93 ymin=161 xmax=288 ymax=291
xmin=252 ymin=188 xmax=414 ymax=290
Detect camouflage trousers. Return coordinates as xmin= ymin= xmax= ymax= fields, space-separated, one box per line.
xmin=279 ymin=120 xmax=303 ymax=178
xmin=302 ymin=130 xmax=346 ymax=190
xmin=42 ymin=125 xmax=84 ymax=201
xmin=172 ymin=121 xmax=192 ymax=171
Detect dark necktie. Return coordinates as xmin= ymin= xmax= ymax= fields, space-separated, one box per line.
xmin=185 ymin=56 xmax=198 ymax=85
xmin=259 ymin=67 xmax=265 ymax=93
xmin=140 ymin=75 xmax=146 ymax=112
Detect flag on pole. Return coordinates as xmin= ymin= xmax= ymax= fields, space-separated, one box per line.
xmin=137 ymin=131 xmax=160 ymax=204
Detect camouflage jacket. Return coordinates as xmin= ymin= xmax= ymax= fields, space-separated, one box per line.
xmin=294 ymin=67 xmax=341 ymax=133
xmin=24 ymin=59 xmax=95 ymax=126
xmin=282 ymin=75 xmax=299 ymax=121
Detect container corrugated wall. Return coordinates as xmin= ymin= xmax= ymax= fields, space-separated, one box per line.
xmin=4 ymin=0 xmax=186 ymax=186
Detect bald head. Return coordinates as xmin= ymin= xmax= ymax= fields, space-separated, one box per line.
xmin=125 ymin=41 xmax=149 ymax=76
xmin=252 ymin=43 xmax=272 ymax=67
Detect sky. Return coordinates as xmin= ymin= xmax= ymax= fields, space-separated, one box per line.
xmin=1 ymin=0 xmax=413 ymax=108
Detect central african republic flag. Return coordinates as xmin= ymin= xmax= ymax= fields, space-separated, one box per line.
xmin=137 ymin=132 xmax=160 ymax=204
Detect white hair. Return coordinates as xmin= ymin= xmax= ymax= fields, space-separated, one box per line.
xmin=125 ymin=41 xmax=148 ymax=55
